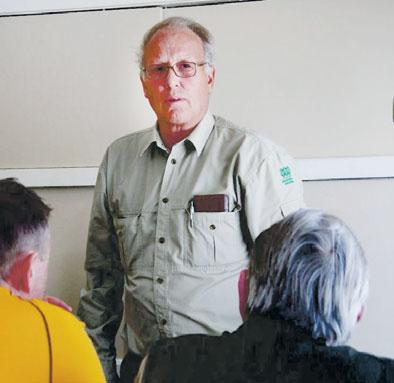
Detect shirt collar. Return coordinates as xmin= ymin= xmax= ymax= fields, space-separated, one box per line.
xmin=138 ymin=111 xmax=215 ymax=157
xmin=184 ymin=111 xmax=215 ymax=157
xmin=138 ymin=124 xmax=167 ymax=157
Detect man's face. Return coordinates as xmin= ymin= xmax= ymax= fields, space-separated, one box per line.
xmin=141 ymin=26 xmax=215 ymax=132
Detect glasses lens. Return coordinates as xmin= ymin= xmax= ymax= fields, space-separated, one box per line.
xmin=145 ymin=62 xmax=198 ymax=79
xmin=174 ymin=62 xmax=196 ymax=78
xmin=146 ymin=64 xmax=168 ymax=78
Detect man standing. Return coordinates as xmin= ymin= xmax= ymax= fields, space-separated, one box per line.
xmin=0 ymin=178 xmax=105 ymax=383
xmin=78 ymin=17 xmax=304 ymax=382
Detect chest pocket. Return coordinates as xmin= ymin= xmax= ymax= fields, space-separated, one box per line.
xmin=114 ymin=211 xmax=156 ymax=270
xmin=184 ymin=211 xmax=248 ymax=268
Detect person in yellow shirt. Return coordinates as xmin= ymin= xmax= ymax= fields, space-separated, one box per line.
xmin=0 ymin=178 xmax=105 ymax=383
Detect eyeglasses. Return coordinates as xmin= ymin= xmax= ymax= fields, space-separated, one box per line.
xmin=143 ymin=61 xmax=208 ymax=79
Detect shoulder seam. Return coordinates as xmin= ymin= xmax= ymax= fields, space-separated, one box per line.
xmin=27 ymin=300 xmax=53 ymax=383
xmin=213 ymin=115 xmax=277 ymax=156
xmin=110 ymin=127 xmax=153 ymax=146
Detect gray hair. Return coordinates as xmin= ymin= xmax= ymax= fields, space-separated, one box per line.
xmin=138 ymin=16 xmax=215 ymax=70
xmin=0 ymin=225 xmax=50 ymax=277
xmin=248 ymin=208 xmax=368 ymax=346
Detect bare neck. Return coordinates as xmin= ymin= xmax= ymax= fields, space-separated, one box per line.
xmin=159 ymin=123 xmax=196 ymax=151
xmin=0 ymin=279 xmax=30 ymax=300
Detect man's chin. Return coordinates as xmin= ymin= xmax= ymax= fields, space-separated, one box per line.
xmin=166 ymin=113 xmax=190 ymax=128
xmin=159 ymin=110 xmax=203 ymax=131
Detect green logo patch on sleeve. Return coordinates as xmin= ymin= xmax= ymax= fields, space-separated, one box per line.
xmin=280 ymin=166 xmax=294 ymax=185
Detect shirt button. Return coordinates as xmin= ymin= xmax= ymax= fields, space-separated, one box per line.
xmin=209 ymin=224 xmax=216 ymax=230
xmin=158 ymin=237 xmax=165 ymax=244
xmin=157 ymin=277 xmax=164 ymax=284
xmin=160 ymin=319 xmax=167 ymax=326
xmin=170 ymin=158 xmax=176 ymax=165
xmin=162 ymin=197 xmax=169 ymax=204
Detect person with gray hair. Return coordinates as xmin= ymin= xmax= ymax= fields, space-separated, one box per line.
xmin=136 ymin=209 xmax=394 ymax=383
xmin=0 ymin=178 xmax=106 ymax=382
xmin=78 ymin=16 xmax=304 ymax=382
xmin=248 ymin=208 xmax=369 ymax=347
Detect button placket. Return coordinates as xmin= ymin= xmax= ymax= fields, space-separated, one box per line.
xmin=153 ymin=146 xmax=184 ymax=337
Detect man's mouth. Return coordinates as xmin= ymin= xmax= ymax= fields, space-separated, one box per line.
xmin=167 ymin=97 xmax=184 ymax=103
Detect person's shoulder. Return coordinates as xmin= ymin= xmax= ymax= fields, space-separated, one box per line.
xmin=344 ymin=346 xmax=394 ymax=379
xmin=107 ymin=126 xmax=154 ymax=151
xmin=32 ymin=298 xmax=84 ymax=330
xmin=329 ymin=343 xmax=394 ymax=365
xmin=23 ymin=299 xmax=106 ymax=382
xmin=213 ymin=115 xmax=291 ymax=158
xmin=213 ymin=115 xmax=266 ymax=142
xmin=316 ymin=344 xmax=394 ymax=382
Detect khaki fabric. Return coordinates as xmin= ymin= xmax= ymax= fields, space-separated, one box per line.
xmin=78 ymin=113 xmax=304 ymax=381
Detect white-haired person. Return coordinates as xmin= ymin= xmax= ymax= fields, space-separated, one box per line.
xmin=0 ymin=178 xmax=105 ymax=383
xmin=135 ymin=208 xmax=394 ymax=383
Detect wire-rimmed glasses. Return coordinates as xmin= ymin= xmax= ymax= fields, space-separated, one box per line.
xmin=143 ymin=61 xmax=208 ymax=80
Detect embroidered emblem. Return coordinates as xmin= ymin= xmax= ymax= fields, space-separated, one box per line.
xmin=280 ymin=166 xmax=294 ymax=185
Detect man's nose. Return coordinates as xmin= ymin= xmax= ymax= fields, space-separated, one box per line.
xmin=165 ymin=67 xmax=181 ymax=87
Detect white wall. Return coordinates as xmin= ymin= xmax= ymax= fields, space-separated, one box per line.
xmin=0 ymin=8 xmax=159 ymax=167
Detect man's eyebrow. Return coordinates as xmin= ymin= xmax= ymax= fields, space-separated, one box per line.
xmin=149 ymin=61 xmax=172 ymax=66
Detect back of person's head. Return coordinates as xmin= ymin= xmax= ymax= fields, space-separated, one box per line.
xmin=0 ymin=178 xmax=51 ymax=277
xmin=248 ymin=208 xmax=368 ymax=346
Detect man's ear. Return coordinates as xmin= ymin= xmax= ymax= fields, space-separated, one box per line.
xmin=5 ymin=252 xmax=36 ymax=295
xmin=357 ymin=305 xmax=365 ymax=323
xmin=207 ymin=65 xmax=215 ymax=93
xmin=140 ymin=75 xmax=149 ymax=99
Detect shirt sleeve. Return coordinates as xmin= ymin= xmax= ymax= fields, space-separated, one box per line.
xmin=241 ymin=143 xmax=305 ymax=241
xmin=77 ymin=150 xmax=124 ymax=382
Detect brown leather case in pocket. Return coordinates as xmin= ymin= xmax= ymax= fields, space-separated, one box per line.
xmin=193 ymin=194 xmax=229 ymax=212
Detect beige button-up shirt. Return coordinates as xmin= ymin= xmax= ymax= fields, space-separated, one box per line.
xmin=78 ymin=113 xmax=304 ymax=381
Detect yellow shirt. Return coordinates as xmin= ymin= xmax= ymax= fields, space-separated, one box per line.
xmin=0 ymin=286 xmax=105 ymax=383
